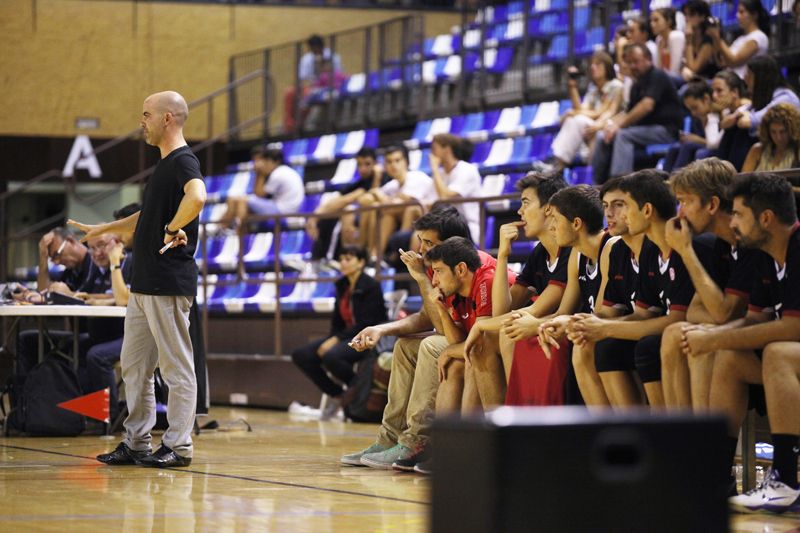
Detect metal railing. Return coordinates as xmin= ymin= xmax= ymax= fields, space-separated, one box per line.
xmin=228 ymin=15 xmax=425 ymax=140
xmin=0 ymin=70 xmax=274 ymax=281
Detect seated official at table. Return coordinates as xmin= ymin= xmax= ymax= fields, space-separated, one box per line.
xmin=37 ymin=227 xmax=98 ymax=294
xmin=17 ymin=233 xmax=133 ymax=419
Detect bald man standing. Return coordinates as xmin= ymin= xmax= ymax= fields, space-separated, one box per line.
xmin=70 ymin=91 xmax=206 ymax=468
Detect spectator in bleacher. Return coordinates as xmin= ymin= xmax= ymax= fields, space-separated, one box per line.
xmin=663 ymin=81 xmax=723 ymax=171
xmin=545 ymin=51 xmax=623 ymax=173
xmin=614 ymin=16 xmax=658 ymax=67
xmin=742 ymin=103 xmax=800 ymax=171
xmin=651 ymin=7 xmax=686 ymax=79
xmin=683 ymin=174 xmax=800 ymax=510
xmin=707 ymin=0 xmax=770 ymax=80
xmin=681 ymin=0 xmax=721 ymax=82
xmin=359 ymin=146 xmax=436 ymax=264
xmin=704 ymin=70 xmax=750 ymax=164
xmin=591 ymin=43 xmax=682 ymax=184
xmin=660 ymin=158 xmax=755 ymax=412
xmin=218 ymin=146 xmax=304 ymax=232
xmin=716 ymin=57 xmax=800 ymax=170
xmin=291 ymin=245 xmax=387 ymax=420
xmin=283 ymin=34 xmax=343 ymax=133
xmin=429 ymin=133 xmax=483 ymax=243
xmin=615 ymin=17 xmax=658 ymax=108
xmin=741 ymin=55 xmax=800 ymax=135
xmin=36 ymin=226 xmax=94 ymax=294
xmin=307 ymin=147 xmax=388 ymax=261
xmin=464 ymin=173 xmax=571 ymax=406
xmin=340 ymin=207 xmax=474 ymax=471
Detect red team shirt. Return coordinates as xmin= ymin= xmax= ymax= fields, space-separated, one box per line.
xmin=440 ymin=250 xmax=516 ymax=333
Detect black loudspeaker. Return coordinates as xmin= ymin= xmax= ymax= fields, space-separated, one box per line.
xmin=432 ymin=407 xmax=729 ymax=533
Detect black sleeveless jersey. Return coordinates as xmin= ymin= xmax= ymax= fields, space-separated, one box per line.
xmin=603 ymin=237 xmax=641 ymax=315
xmin=577 ymin=232 xmax=613 ymax=314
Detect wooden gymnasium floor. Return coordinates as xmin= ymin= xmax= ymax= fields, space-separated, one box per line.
xmin=0 ymin=406 xmax=797 ymax=532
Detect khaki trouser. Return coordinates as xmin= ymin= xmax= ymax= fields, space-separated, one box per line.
xmin=378 ymin=334 xmax=448 ymax=450
xmin=121 ymin=293 xmax=196 ymax=458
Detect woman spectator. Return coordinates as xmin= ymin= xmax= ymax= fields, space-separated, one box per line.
xmin=741 ymin=103 xmax=800 ymax=171
xmin=708 ymin=0 xmax=770 ymax=80
xmin=739 ymin=55 xmax=800 ymax=135
xmin=290 ymin=246 xmax=387 ymax=419
xmin=664 ymin=81 xmax=722 ymax=171
xmin=681 ymin=0 xmax=721 ymax=81
xmin=709 ymin=69 xmax=754 ymax=169
xmin=547 ymin=51 xmax=624 ymax=172
xmin=651 ymin=7 xmax=686 ymax=78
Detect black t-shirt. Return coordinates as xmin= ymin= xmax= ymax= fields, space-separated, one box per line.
xmin=628 ymin=66 xmax=683 ymax=135
xmin=701 ymin=235 xmax=760 ymax=301
xmin=749 ymin=224 xmax=800 ymax=320
xmin=516 ymin=242 xmax=571 ymax=298
xmin=57 ymin=252 xmax=94 ymax=293
xmin=635 ymin=239 xmax=695 ymax=315
xmin=577 ymin=232 xmax=613 ymax=314
xmin=87 ymin=254 xmax=134 ymax=344
xmin=131 ymin=146 xmax=203 ymax=296
xmin=603 ymin=238 xmax=641 ymax=314
xmin=695 ymin=35 xmax=721 ymax=79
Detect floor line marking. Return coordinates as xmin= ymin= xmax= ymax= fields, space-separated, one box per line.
xmin=0 ymin=443 xmax=430 ymax=506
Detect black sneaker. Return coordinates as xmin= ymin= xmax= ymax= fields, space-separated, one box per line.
xmin=136 ymin=444 xmax=192 ymax=468
xmin=392 ymin=447 xmax=428 ymax=472
xmin=96 ymin=442 xmax=151 ymax=465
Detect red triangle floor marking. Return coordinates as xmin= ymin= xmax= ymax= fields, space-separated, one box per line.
xmin=57 ymin=388 xmax=110 ymax=423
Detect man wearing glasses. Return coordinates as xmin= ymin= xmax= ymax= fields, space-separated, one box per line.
xmin=37 ymin=227 xmax=94 ymax=293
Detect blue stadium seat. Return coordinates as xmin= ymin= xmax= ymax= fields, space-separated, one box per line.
xmin=566 ymin=165 xmax=594 ymax=185
xmin=409 ymin=147 xmax=433 ymax=174
xmin=576 ymin=27 xmax=605 ymax=56
xmin=525 ymin=100 xmax=563 ymax=132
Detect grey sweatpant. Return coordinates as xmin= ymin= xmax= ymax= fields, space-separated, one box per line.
xmin=121 ymin=292 xmax=197 ymax=458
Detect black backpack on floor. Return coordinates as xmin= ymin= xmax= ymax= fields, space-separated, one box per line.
xmin=341 ymin=352 xmax=392 ymax=423
xmin=2 ymin=356 xmax=85 ymax=436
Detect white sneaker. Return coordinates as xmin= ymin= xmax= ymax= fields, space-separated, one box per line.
xmin=729 ymin=468 xmax=800 ymax=514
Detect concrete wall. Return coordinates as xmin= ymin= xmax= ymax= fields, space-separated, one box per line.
xmin=0 ymin=0 xmax=460 ymax=139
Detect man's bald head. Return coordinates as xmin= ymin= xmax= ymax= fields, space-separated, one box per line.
xmin=145 ymin=91 xmax=189 ymax=125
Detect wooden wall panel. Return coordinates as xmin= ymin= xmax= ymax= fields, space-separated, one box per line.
xmin=0 ymin=0 xmax=459 ymax=138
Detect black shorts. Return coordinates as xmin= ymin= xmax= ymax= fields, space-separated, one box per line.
xmin=634 ymin=334 xmax=663 ymax=384
xmin=595 ymin=338 xmax=638 ymax=373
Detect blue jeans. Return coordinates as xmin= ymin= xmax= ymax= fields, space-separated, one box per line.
xmin=86 ymin=337 xmax=124 ymax=420
xmin=592 ymin=125 xmax=676 ymax=184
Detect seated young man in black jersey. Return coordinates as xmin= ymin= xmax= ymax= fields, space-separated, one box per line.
xmin=463 ymin=172 xmax=571 ymax=405
xmin=660 ymin=158 xmax=758 ymax=411
xmin=683 ymin=174 xmax=800 ymax=513
xmin=569 ymin=170 xmax=695 ymax=408
xmin=565 ymin=178 xmax=646 ymax=407
xmin=525 ymin=185 xmax=610 ymax=405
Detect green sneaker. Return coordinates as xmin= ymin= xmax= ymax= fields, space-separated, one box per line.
xmin=360 ymin=443 xmax=414 ymax=470
xmin=340 ymin=442 xmax=389 ymax=466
